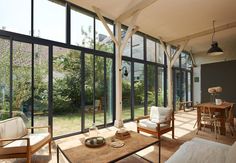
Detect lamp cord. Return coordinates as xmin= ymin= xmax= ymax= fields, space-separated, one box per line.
xmin=212 ymin=20 xmax=215 ymax=43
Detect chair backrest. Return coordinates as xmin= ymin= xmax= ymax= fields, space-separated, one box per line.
xmin=0 ymin=117 xmax=28 ymax=147
xmin=150 ymin=106 xmax=172 ymax=123
xmin=201 ymin=107 xmax=212 ymax=116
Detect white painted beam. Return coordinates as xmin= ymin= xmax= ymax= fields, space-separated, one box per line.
xmin=171 ymin=40 xmax=189 ymax=67
xmin=93 ymin=6 xmax=119 ymax=46
xmin=159 ymin=38 xmax=170 ymax=61
xmin=120 ymin=26 xmax=139 ymax=56
xmin=120 ymin=11 xmax=140 ymax=55
xmin=114 ymin=22 xmax=124 ymax=128
xmin=116 ymin=0 xmax=158 ymax=22
xmin=167 ymin=60 xmax=173 ymax=109
xmin=189 ymin=50 xmax=197 ymax=67
xmin=168 ymin=21 xmax=236 ymax=44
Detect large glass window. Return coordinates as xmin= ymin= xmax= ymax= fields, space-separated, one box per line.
xmin=182 ymin=71 xmax=187 ymax=101
xmin=53 ymin=47 xmax=81 ymax=136
xmin=95 ymin=19 xmax=114 ymax=53
xmin=122 ymin=61 xmax=131 ymax=120
xmin=106 ymin=58 xmax=113 ymax=124
xmin=174 ymin=69 xmax=181 ymax=109
xmin=0 ymin=0 xmax=194 ymax=136
xmin=84 ymin=54 xmax=113 ymax=128
xmin=181 ymin=52 xmax=187 ymax=69
xmin=134 ymin=63 xmax=144 ymax=118
xmin=71 ymin=8 xmax=94 ymax=48
xmin=147 ymin=64 xmax=155 ymax=113
xmin=33 ymin=44 xmax=49 ymax=130
xmin=34 ymin=0 xmax=66 ymax=42
xmin=0 ymin=38 xmax=10 ymax=120
xmin=181 ymin=52 xmax=192 ymax=70
xmin=121 ymin=28 xmax=131 ymax=57
xmin=0 ymin=0 xmax=31 ymax=35
xmin=94 ymin=56 xmax=105 ymax=126
xmin=156 ymin=42 xmax=165 ymax=64
xmin=171 ymin=48 xmax=180 ymax=68
xmin=12 ymin=41 xmax=32 ymax=127
xmin=132 ymin=34 xmax=144 ymax=60
xmin=158 ymin=67 xmax=165 ymax=106
xmin=146 ymin=39 xmax=155 ymax=62
xmin=84 ymin=53 xmax=94 ymax=129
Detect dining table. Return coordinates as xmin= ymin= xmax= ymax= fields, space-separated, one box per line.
xmin=196 ymin=101 xmax=234 ymax=135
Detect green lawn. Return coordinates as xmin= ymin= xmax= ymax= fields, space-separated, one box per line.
xmin=1 ymin=105 xmax=146 ymax=137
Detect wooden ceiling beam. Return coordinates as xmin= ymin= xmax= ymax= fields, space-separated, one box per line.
xmin=116 ymin=0 xmax=158 ymax=22
xmin=168 ymin=21 xmax=236 ymax=44
xmin=171 ymin=40 xmax=189 ymax=67
xmin=93 ymin=6 xmax=119 ymax=45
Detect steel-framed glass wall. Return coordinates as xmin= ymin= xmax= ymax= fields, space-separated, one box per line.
xmin=121 ymin=33 xmax=167 ymax=121
xmin=0 ymin=0 xmax=192 ymax=138
xmin=173 ymin=51 xmax=193 ymax=110
xmin=0 ymin=0 xmax=116 ymax=139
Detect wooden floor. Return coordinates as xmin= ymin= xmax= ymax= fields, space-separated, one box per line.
xmin=1 ymin=110 xmax=236 ymax=163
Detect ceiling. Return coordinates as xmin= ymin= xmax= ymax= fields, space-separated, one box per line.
xmin=68 ymin=0 xmax=236 ymax=55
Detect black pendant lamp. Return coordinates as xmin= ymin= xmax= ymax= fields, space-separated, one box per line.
xmin=207 ymin=20 xmax=223 ymax=56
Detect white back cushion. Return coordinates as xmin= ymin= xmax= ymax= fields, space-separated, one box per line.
xmin=226 ymin=141 xmax=236 ymax=163
xmin=0 ymin=117 xmax=28 ymax=147
xmin=150 ymin=106 xmax=172 ymax=123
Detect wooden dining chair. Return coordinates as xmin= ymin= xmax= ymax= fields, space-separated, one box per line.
xmin=225 ymin=103 xmax=235 ymax=136
xmin=196 ymin=106 xmax=221 ymax=139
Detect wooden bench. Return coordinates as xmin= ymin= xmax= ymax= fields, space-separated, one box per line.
xmin=179 ymin=101 xmax=193 ymax=112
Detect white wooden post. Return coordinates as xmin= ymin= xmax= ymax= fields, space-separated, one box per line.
xmin=114 ymin=22 xmax=124 ymax=128
xmin=166 ymin=45 xmax=173 ymax=109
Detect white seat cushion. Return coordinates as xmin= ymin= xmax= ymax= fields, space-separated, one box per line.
xmin=138 ymin=119 xmax=170 ymax=131
xmin=0 ymin=133 xmax=51 ymax=155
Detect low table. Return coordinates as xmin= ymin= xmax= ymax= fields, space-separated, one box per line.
xmin=57 ymin=131 xmax=160 ymax=163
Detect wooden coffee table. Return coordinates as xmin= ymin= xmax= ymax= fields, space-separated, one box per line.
xmin=57 ymin=131 xmax=160 ymax=163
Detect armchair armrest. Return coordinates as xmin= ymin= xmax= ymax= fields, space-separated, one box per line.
xmin=0 ymin=137 xmax=29 ymax=142
xmin=135 ymin=115 xmax=150 ymax=122
xmin=0 ymin=137 xmax=30 ymax=149
xmin=27 ymin=125 xmax=51 ymax=133
xmin=156 ymin=118 xmax=174 ymax=132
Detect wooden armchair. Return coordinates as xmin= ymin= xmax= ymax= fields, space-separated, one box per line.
xmin=0 ymin=117 xmax=52 ymax=163
xmin=136 ymin=106 xmax=174 ymax=139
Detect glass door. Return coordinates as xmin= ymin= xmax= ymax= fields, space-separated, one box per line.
xmin=0 ymin=37 xmax=10 ymax=120
xmin=84 ymin=54 xmax=113 ymax=129
xmin=174 ymin=69 xmax=181 ymax=110
xmin=53 ymin=47 xmax=82 ymax=137
xmin=33 ymin=44 xmax=49 ymax=132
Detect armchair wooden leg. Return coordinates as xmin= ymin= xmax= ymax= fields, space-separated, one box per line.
xmin=172 ymin=129 xmax=174 ymax=139
xmin=49 ymin=141 xmax=52 ymax=157
xmin=27 ymin=153 xmax=31 ymax=163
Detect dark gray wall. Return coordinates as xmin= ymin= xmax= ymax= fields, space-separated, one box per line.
xmin=201 ymin=60 xmax=236 ymax=116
